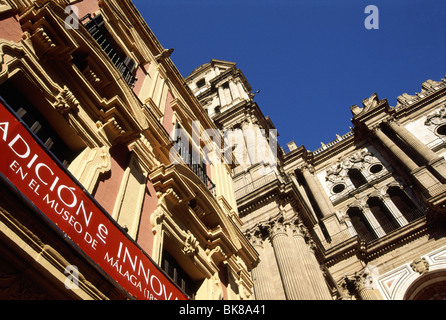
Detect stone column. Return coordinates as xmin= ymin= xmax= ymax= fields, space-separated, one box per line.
xmin=387 ymin=120 xmax=446 ymax=182
xmin=301 ymin=166 xmax=332 ymax=218
xmin=373 ymin=127 xmax=419 ymax=172
xmin=269 ymin=219 xmax=305 ymax=300
xmin=387 ymin=121 xmax=438 ymax=164
xmin=374 ymin=127 xmax=445 ymax=199
xmin=218 ymin=85 xmax=227 ymax=107
xmin=362 ymin=205 xmax=386 ymax=238
xmin=247 ymin=230 xmax=270 ymax=300
xmin=237 ymin=81 xmax=250 ymax=100
xmin=380 ymin=194 xmax=409 ymax=227
xmin=293 ymin=224 xmax=332 ymax=300
xmin=229 ymin=80 xmax=240 ymax=100
xmin=241 ymin=121 xmax=254 ymax=167
xmin=289 ymin=224 xmax=316 ymax=299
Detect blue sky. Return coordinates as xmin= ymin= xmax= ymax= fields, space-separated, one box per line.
xmin=133 ymin=0 xmax=446 ymax=151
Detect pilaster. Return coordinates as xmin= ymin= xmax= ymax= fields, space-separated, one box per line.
xmin=246 ymin=230 xmax=270 ymax=300
xmin=294 ymin=223 xmax=332 ymax=300
xmin=301 ymin=165 xmax=332 ymax=218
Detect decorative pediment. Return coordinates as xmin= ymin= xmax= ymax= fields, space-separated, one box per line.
xmin=324 ymin=148 xmax=390 ymax=201
xmin=325 ymin=149 xmax=376 ymax=182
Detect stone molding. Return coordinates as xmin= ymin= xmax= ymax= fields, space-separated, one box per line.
xmin=375 ymin=244 xmax=446 ymax=300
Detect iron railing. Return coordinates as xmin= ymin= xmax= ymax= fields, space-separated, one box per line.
xmin=174 ymin=138 xmax=216 ymax=196
xmin=81 ymin=14 xmax=137 ymax=88
xmin=189 ymin=163 xmax=216 ymax=196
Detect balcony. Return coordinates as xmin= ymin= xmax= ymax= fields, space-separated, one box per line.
xmin=174 ymin=138 xmax=216 ymax=196
xmin=320 ymin=208 xmax=425 ymax=251
xmin=234 ymin=173 xmax=277 ymax=199
xmin=189 ymin=163 xmax=216 ymax=196
xmin=81 ymin=14 xmax=137 ymax=88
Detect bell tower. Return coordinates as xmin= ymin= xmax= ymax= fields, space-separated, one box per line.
xmin=186 ymin=59 xmax=278 ymax=175
xmin=186 ymin=59 xmax=333 ymax=300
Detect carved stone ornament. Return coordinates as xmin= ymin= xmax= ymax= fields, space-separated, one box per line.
xmin=424 ymin=106 xmax=446 ymax=127
xmin=34 ymin=27 xmax=56 ymax=51
xmin=245 ymin=229 xmax=264 ymax=248
xmin=183 ymin=230 xmax=199 ymax=256
xmin=421 ymin=79 xmax=442 ymax=92
xmin=206 ymin=246 xmax=227 ymax=264
xmin=326 ymin=149 xmax=373 ymax=177
xmin=324 ymin=148 xmax=388 ymax=197
xmin=396 ymin=93 xmax=417 ymax=106
xmin=268 ymin=218 xmax=287 ymax=239
xmin=55 ymin=86 xmax=80 ymax=114
xmin=410 ymin=257 xmax=430 ymax=275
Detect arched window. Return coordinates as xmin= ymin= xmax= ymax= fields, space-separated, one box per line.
xmin=367 ymin=197 xmax=399 ymax=234
xmin=388 ymin=187 xmax=423 ymax=222
xmin=348 ymin=169 xmax=368 ymax=188
xmin=347 ymin=207 xmax=376 ymax=242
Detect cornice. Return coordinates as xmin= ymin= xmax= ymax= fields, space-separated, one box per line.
xmin=282 ymin=77 xmax=446 ymax=169
xmin=236 ymin=176 xmax=293 ymax=218
xmin=392 ymin=81 xmax=446 ymax=123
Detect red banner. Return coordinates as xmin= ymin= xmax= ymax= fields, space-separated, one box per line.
xmin=0 ymin=100 xmax=187 ymax=300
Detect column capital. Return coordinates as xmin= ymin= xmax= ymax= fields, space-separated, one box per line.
xmin=340 ymin=270 xmax=368 ymax=298
xmin=290 ymin=222 xmax=305 ymax=238
xmin=245 ymin=228 xmax=264 ymax=248
xmin=268 ymin=217 xmax=288 ymax=239
xmin=370 ymin=124 xmax=383 ymax=134
xmin=300 ymin=163 xmax=315 ymax=174
xmin=385 ymin=118 xmax=402 ymax=127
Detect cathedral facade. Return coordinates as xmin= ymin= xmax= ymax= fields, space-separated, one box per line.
xmin=186 ymin=59 xmax=446 ymax=300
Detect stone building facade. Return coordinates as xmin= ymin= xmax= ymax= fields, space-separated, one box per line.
xmin=186 ymin=59 xmax=446 ymax=300
xmin=0 ymin=1 xmax=258 ymax=300
xmin=1 ymin=0 xmax=445 ymax=301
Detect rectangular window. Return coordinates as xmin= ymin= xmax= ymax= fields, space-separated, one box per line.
xmin=0 ymin=83 xmax=77 ymax=167
xmin=161 ymin=249 xmax=199 ymax=299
